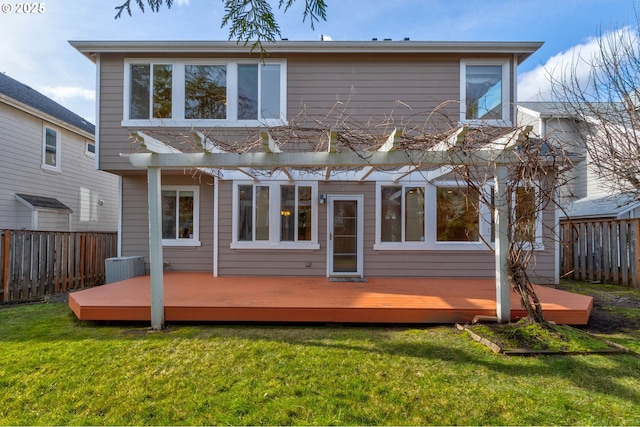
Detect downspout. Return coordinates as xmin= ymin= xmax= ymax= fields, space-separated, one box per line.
xmin=512 ymin=54 xmax=518 ymax=125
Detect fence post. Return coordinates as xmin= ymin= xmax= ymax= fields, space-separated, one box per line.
xmin=2 ymin=230 xmax=10 ymax=303
xmin=631 ymin=218 xmax=640 ymax=289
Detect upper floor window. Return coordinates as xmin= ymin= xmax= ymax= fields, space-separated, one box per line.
xmin=233 ymin=182 xmax=318 ymax=249
xmin=460 ymin=60 xmax=510 ymax=125
xmin=123 ymin=59 xmax=287 ymax=127
xmin=161 ymin=186 xmax=200 ymax=247
xmin=85 ymin=141 xmax=96 ymax=157
xmin=42 ymin=126 xmax=60 ymax=172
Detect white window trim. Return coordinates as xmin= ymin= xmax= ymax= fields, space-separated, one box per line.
xmin=512 ymin=184 xmax=545 ymax=251
xmin=460 ymin=59 xmax=511 ymax=126
xmin=41 ymin=125 xmax=61 ymax=173
xmin=374 ymin=181 xmax=494 ymax=251
xmin=161 ymin=185 xmax=201 ymax=247
xmin=85 ymin=140 xmax=96 ymax=158
xmin=122 ymin=58 xmax=288 ymax=128
xmin=230 ymin=181 xmax=319 ymax=250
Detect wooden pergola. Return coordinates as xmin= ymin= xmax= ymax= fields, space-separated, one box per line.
xmin=127 ymin=125 xmax=534 ymax=329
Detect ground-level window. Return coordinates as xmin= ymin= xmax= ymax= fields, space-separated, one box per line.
xmin=233 ymin=182 xmax=317 ymax=248
xmin=380 ymin=186 xmax=425 ymax=242
xmin=436 ymin=186 xmax=480 ymax=242
xmin=42 ymin=126 xmax=60 ymax=171
xmin=513 ymin=185 xmax=539 ymax=243
xmin=161 ymin=186 xmax=200 ymax=246
xmin=376 ymin=182 xmax=496 ymax=250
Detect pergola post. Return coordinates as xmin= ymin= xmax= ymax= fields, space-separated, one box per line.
xmin=494 ymin=164 xmax=510 ymax=323
xmin=148 ymin=166 xmax=164 ymax=330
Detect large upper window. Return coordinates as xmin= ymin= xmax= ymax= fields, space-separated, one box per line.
xmin=42 ymin=126 xmax=60 ymax=172
xmin=233 ymin=182 xmax=317 ymax=249
xmin=460 ymin=60 xmax=510 ymax=125
xmin=124 ymin=60 xmax=286 ymax=126
xmin=161 ymin=186 xmax=200 ymax=246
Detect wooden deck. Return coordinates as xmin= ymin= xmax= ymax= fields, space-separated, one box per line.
xmin=68 ymin=273 xmax=594 ymax=325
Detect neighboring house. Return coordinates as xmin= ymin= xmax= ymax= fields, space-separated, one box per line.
xmin=0 ymin=72 xmax=119 ymax=232
xmin=518 ymin=102 xmax=640 ymax=219
xmin=71 ymin=39 xmax=561 ymax=284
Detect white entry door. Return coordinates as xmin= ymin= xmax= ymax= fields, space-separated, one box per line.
xmin=327 ymin=195 xmax=364 ymax=277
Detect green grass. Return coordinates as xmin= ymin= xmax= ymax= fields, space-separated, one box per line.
xmin=1 ymin=302 xmax=640 ymax=425
xmin=467 ymin=321 xmax=617 ymax=352
xmin=557 ymin=280 xmax=640 ymax=353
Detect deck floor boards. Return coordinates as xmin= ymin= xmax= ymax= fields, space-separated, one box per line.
xmin=68 ymin=273 xmax=594 ymax=325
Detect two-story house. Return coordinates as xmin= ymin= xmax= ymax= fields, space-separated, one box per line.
xmin=0 ymin=72 xmax=119 ymax=232
xmin=71 ymin=40 xmax=558 ymax=284
xmin=518 ymin=102 xmax=640 ymax=219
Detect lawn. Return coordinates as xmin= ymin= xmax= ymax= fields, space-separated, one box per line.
xmin=0 ymin=284 xmax=639 ymax=425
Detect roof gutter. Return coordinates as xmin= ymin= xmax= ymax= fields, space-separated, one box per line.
xmin=69 ymin=40 xmax=543 ymax=64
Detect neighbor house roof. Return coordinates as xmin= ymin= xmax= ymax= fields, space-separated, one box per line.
xmin=69 ymin=40 xmax=543 ymax=64
xmin=519 ymin=101 xmax=629 ymax=122
xmin=0 ymin=72 xmax=94 ymax=136
xmin=561 ymin=193 xmax=640 ymax=220
xmin=15 ymin=194 xmax=73 ymax=213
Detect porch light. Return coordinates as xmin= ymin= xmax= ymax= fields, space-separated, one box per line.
xmin=280 ymin=210 xmax=291 ymax=216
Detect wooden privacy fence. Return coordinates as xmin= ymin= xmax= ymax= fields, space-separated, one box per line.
xmin=560 ymin=219 xmax=640 ymax=288
xmin=0 ymin=230 xmax=117 ymax=303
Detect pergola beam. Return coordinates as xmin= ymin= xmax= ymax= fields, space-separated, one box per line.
xmin=261 ymin=131 xmax=293 ymax=181
xmin=487 ymin=125 xmax=532 ymax=151
xmin=431 ymin=126 xmax=469 ymax=151
xmin=126 ymin=149 xmax=535 ymax=169
xmin=357 ymin=128 xmax=403 ymax=181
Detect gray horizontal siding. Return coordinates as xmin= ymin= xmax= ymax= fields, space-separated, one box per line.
xmin=0 ymin=103 xmax=118 ymax=232
xmin=120 ymin=173 xmax=215 ymax=271
xmin=96 ymin=52 xmax=506 ymax=171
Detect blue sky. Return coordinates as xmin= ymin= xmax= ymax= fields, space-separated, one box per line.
xmin=0 ymin=0 xmax=636 ymax=123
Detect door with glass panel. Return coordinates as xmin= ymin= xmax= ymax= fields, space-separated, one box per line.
xmin=327 ymin=195 xmax=363 ymax=277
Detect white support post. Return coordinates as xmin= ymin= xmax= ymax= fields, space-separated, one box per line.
xmin=148 ymin=166 xmax=164 ymax=330
xmin=494 ymin=164 xmax=510 ymax=323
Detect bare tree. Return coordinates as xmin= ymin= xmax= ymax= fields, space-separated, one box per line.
xmin=551 ymin=9 xmax=640 ymax=197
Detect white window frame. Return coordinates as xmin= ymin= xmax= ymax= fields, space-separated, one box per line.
xmin=511 ymin=184 xmax=544 ymax=250
xmin=122 ymin=59 xmax=287 ymax=128
xmin=41 ymin=125 xmax=61 ymax=172
xmin=374 ymin=181 xmax=494 ymax=251
xmin=85 ymin=140 xmax=96 ymax=158
xmin=231 ymin=181 xmax=319 ymax=250
xmin=161 ymin=185 xmax=201 ymax=247
xmin=460 ymin=59 xmax=511 ymax=126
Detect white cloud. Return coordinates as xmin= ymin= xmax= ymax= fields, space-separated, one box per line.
xmin=38 ymin=86 xmax=96 ymax=103
xmin=174 ymin=0 xmax=190 ymax=5
xmin=518 ymin=27 xmax=639 ymax=102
